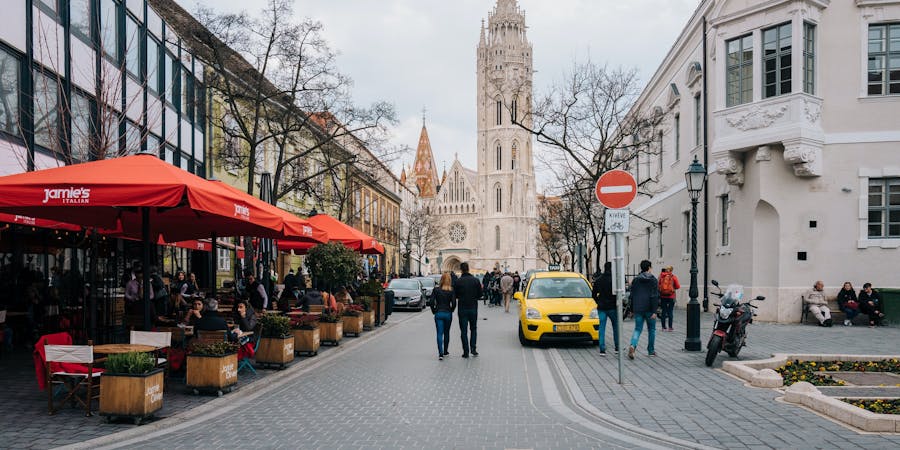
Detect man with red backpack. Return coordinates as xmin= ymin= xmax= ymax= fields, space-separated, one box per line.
xmin=658 ymin=266 xmax=680 ymax=332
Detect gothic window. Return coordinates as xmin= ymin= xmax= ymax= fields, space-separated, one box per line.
xmin=495 ymin=143 xmax=502 ymax=170
xmin=496 ymin=99 xmax=502 ymax=125
xmin=511 ymin=142 xmax=517 ymax=170
xmin=511 ymin=99 xmax=517 ymax=123
xmin=495 ymin=183 xmax=502 ymax=213
xmin=495 ymin=226 xmax=500 ymax=251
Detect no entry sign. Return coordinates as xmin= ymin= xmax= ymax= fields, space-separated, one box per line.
xmin=595 ymin=170 xmax=637 ymax=209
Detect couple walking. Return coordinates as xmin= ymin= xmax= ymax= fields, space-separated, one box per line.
xmin=431 ymin=262 xmax=483 ymax=360
xmin=594 ymin=260 xmax=665 ymax=359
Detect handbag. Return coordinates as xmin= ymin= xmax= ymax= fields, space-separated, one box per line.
xmin=845 ymin=300 xmax=859 ymax=310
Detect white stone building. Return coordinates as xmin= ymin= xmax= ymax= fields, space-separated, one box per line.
xmin=401 ymin=0 xmax=539 ymax=274
xmin=619 ymin=0 xmax=900 ymax=323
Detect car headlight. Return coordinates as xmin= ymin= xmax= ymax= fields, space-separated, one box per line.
xmin=525 ymin=307 xmax=541 ymax=319
xmin=411 ymin=296 xmax=421 ymax=303
xmin=589 ymin=308 xmax=598 ymax=319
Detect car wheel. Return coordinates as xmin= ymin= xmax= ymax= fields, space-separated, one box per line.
xmin=518 ymin=321 xmax=531 ymax=346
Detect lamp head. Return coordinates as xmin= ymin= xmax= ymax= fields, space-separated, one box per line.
xmin=685 ymin=156 xmax=707 ymax=201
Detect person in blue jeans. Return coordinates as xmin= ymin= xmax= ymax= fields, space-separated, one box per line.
xmin=453 ymin=262 xmax=483 ymax=358
xmin=592 ymin=262 xmax=619 ymax=355
xmin=430 ymin=272 xmax=457 ymax=360
xmin=628 ymin=260 xmax=660 ymax=359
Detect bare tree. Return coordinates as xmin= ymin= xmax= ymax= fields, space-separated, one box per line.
xmin=537 ymin=195 xmax=565 ymax=266
xmin=406 ymin=206 xmax=444 ymax=276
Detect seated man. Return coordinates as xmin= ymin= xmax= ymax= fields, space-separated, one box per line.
xmin=298 ymin=289 xmax=325 ymax=312
xmin=804 ymin=280 xmax=832 ymax=327
xmin=194 ymin=299 xmax=229 ymax=332
xmin=858 ymin=283 xmax=886 ymax=327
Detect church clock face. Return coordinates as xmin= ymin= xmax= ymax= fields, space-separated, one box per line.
xmin=449 ymin=222 xmax=467 ymax=244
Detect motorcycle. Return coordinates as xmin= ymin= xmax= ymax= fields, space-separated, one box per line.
xmin=704 ymin=280 xmax=765 ymax=367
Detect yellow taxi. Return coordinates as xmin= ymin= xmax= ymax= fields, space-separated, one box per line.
xmin=514 ymin=271 xmax=599 ymax=346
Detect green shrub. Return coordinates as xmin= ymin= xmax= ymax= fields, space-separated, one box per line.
xmin=189 ymin=341 xmax=239 ymax=356
xmin=304 ymin=242 xmax=360 ymax=291
xmin=105 ymin=351 xmax=156 ymax=375
xmin=260 ymin=314 xmax=292 ymax=338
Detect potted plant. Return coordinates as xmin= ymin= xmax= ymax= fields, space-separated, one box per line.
xmin=255 ymin=314 xmax=294 ymax=369
xmin=186 ymin=341 xmax=239 ymax=396
xmin=304 ymin=242 xmax=360 ymax=293
xmin=99 ymin=351 xmax=164 ymax=424
xmin=358 ymin=296 xmax=376 ymax=330
xmin=291 ymin=315 xmax=320 ymax=356
xmin=342 ymin=304 xmax=365 ymax=337
xmin=358 ymin=278 xmax=385 ymax=324
xmin=318 ymin=311 xmax=343 ymax=346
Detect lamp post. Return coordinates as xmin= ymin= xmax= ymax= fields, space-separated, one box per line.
xmin=684 ymin=156 xmax=707 ymax=352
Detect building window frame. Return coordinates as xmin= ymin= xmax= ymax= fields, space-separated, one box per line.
xmin=217 ymin=248 xmax=231 ymax=272
xmin=726 ymin=34 xmax=753 ymax=107
xmin=719 ymin=194 xmax=730 ymax=247
xmin=495 ymin=143 xmax=502 ymax=171
xmin=496 ymin=99 xmax=502 ymax=125
xmin=693 ymin=94 xmax=701 ymax=147
xmin=683 ymin=210 xmax=690 ymax=255
xmin=803 ymin=22 xmax=816 ymax=95
xmin=762 ymin=22 xmax=793 ymax=99
xmin=868 ymin=177 xmax=900 ymax=239
xmin=0 ymin=45 xmax=22 ymax=138
xmin=69 ymin=0 xmax=93 ymax=45
xmin=867 ymin=23 xmax=900 ymax=96
xmin=673 ymin=114 xmax=680 ymax=162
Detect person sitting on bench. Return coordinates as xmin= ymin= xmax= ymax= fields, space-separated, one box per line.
xmin=805 ymin=281 xmax=832 ymax=327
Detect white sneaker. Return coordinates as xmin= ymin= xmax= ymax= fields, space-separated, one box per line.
xmin=844 ymin=319 xmax=850 ymax=326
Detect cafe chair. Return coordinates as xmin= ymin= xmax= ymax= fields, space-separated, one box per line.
xmin=130 ymin=330 xmax=172 ymax=375
xmin=44 ymin=340 xmax=103 ymax=416
xmin=237 ymin=325 xmax=260 ymax=376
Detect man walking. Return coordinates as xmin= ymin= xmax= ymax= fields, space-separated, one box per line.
xmin=453 ymin=262 xmax=483 ymax=358
xmin=628 ymin=260 xmax=660 ymax=359
xmin=592 ymin=262 xmax=618 ymax=356
xmin=500 ymin=272 xmax=514 ymax=312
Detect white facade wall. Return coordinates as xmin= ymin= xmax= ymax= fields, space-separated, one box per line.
xmin=621 ymin=0 xmax=900 ymax=323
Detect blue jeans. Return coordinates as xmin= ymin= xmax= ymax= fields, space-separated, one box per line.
xmin=630 ymin=312 xmax=656 ymax=354
xmin=841 ymin=307 xmax=859 ymax=321
xmin=659 ymin=298 xmax=675 ymax=329
xmin=457 ymin=308 xmax=478 ymax=354
xmin=434 ymin=311 xmax=452 ymax=355
xmin=597 ymin=309 xmax=619 ymax=352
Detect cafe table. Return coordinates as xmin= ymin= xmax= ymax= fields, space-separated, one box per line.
xmin=93 ymin=344 xmax=158 ymax=354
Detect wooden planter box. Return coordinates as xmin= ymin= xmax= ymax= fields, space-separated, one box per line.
xmin=362 ymin=310 xmax=375 ymax=330
xmin=256 ymin=336 xmax=294 ymax=369
xmin=293 ymin=327 xmax=320 ymax=356
xmin=342 ymin=315 xmax=363 ymax=337
xmin=99 ymin=369 xmax=164 ymax=424
xmin=186 ymin=353 xmax=238 ymax=396
xmin=319 ymin=321 xmax=343 ymax=345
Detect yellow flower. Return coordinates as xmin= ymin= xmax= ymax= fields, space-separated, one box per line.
xmin=810 ymin=362 xmax=816 ymax=367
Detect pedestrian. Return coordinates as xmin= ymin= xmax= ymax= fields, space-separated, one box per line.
xmin=513 ymin=271 xmax=521 ymax=293
xmin=185 ymin=272 xmax=200 ymax=297
xmin=481 ymin=271 xmax=493 ymax=305
xmin=804 ymin=280 xmax=832 ymax=327
xmin=245 ymin=270 xmax=268 ymax=311
xmin=627 ymin=260 xmax=660 ymax=359
xmin=858 ymin=282 xmax=885 ymax=327
xmin=453 ymin=262 xmax=482 ymax=358
xmin=430 ymin=272 xmax=456 ymax=360
xmin=283 ymin=268 xmax=298 ymax=292
xmin=836 ymin=282 xmax=860 ymax=326
xmin=593 ymin=261 xmax=619 ymax=356
xmin=500 ymin=272 xmax=514 ymax=312
xmin=658 ymin=266 xmax=680 ymax=332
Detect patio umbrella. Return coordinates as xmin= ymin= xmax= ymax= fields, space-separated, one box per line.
xmin=0 ymin=212 xmax=83 ymax=231
xmin=0 ymin=153 xmax=291 ymax=332
xmin=277 ymin=213 xmax=384 ymax=255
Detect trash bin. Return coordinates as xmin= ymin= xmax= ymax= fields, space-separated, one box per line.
xmin=879 ymin=288 xmax=900 ymax=325
xmin=384 ymin=290 xmax=394 ymax=319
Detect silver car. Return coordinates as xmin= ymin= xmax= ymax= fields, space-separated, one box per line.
xmin=415 ymin=277 xmax=436 ymax=298
xmin=386 ymin=278 xmax=426 ymax=311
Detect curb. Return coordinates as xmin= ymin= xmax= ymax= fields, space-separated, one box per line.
xmin=56 ymin=312 xmax=419 ymax=450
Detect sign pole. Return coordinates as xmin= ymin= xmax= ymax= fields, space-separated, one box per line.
xmin=614 ymin=231 xmax=626 ymax=384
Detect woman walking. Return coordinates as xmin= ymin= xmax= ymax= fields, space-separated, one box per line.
xmin=431 ymin=272 xmax=457 ymax=360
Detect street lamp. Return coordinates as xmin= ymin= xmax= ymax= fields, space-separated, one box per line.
xmin=684 ymin=156 xmax=707 ymax=352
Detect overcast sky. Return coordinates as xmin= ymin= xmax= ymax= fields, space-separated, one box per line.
xmin=179 ymin=0 xmax=700 ymax=190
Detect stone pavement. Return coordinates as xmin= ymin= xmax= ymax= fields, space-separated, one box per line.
xmin=556 ymin=309 xmax=900 ymax=449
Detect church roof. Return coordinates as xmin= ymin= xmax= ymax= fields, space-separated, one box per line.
xmin=412 ymin=124 xmax=439 ymax=198
xmin=399 ymin=166 xmax=407 ymax=184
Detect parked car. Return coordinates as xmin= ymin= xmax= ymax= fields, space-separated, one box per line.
xmin=415 ymin=277 xmax=436 ymax=298
xmin=385 ymin=278 xmax=426 ymax=311
xmin=514 ymin=271 xmax=598 ymax=346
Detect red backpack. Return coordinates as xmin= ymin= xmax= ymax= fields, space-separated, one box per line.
xmin=659 ymin=272 xmax=675 ymax=297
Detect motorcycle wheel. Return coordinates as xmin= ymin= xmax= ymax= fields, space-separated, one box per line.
xmin=727 ymin=334 xmax=745 ymax=358
xmin=705 ymin=335 xmax=723 ymax=367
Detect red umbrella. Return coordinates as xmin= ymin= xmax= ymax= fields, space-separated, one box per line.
xmin=0 ymin=212 xmax=83 ymax=231
xmin=278 ymin=213 xmax=384 ymax=255
xmin=211 ymin=181 xmax=328 ymax=244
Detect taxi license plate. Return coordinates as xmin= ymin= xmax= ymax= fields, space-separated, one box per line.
xmin=553 ymin=324 xmax=579 ymax=332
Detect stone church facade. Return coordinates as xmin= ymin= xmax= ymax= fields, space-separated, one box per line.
xmin=401 ymin=0 xmax=539 ymax=274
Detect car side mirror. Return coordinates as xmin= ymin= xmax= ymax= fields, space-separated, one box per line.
xmin=513 ymin=292 xmax=524 ymax=301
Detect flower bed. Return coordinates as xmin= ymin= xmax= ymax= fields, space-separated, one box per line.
xmin=776 ymin=359 xmax=900 ymax=386
xmin=842 ymin=399 xmax=900 ymax=415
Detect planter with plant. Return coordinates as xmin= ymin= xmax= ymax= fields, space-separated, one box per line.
xmin=318 ymin=311 xmax=343 ymax=345
xmin=186 ymin=341 xmax=239 ymax=396
xmin=99 ymin=351 xmax=164 ymax=424
xmin=342 ymin=305 xmax=365 ymax=336
xmin=290 ymin=315 xmax=320 ymax=356
xmin=256 ymin=314 xmax=294 ymax=368
xmin=357 ymin=296 xmax=376 ymax=330
xmin=358 ymin=278 xmax=385 ymax=324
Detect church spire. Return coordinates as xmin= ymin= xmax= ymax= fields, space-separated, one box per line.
xmin=411 ymin=121 xmax=439 ymax=198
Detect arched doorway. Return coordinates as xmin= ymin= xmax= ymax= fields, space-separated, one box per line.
xmin=442 ymin=256 xmax=462 ymax=274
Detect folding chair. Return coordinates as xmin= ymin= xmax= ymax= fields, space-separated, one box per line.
xmin=130 ymin=330 xmax=172 ymax=376
xmin=44 ymin=340 xmax=103 ymax=416
xmin=237 ymin=326 xmax=260 ymax=376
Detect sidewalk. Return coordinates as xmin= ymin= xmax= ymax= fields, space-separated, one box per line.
xmin=554 ymin=310 xmax=900 ymax=449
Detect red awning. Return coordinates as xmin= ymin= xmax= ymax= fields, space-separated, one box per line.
xmin=0 ymin=212 xmax=83 ymax=231
xmin=211 ymin=181 xmax=328 ymax=243
xmin=278 ymin=214 xmax=384 ymax=255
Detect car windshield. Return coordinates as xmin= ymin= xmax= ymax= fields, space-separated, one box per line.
xmin=416 ymin=278 xmax=435 ymax=287
xmin=388 ymin=279 xmax=420 ymax=290
xmin=527 ymin=277 xmax=591 ymax=299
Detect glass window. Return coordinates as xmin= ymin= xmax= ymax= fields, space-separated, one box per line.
xmin=146 ymin=133 xmax=160 ymax=155
xmin=511 ymin=142 xmax=517 ymax=170
xmin=720 ymin=194 xmax=729 ymax=246
xmin=70 ymin=92 xmax=92 ymax=161
xmin=683 ymin=211 xmax=690 ymax=253
xmin=803 ymin=23 xmax=816 ymax=95
xmin=526 ymin=277 xmax=592 ymax=299
xmin=125 ymin=121 xmax=141 ymax=154
xmin=166 ymin=53 xmax=179 ymax=107
xmin=38 ymin=0 xmax=57 ymax=14
xmin=217 ymin=248 xmax=231 ymax=271
xmin=495 ymin=184 xmax=502 ymax=213
xmin=867 ymin=24 xmax=900 ymax=96
xmin=646 ymin=227 xmax=652 ymax=259
xmin=147 ymin=37 xmax=160 ymax=93
xmin=763 ymin=22 xmax=792 ymax=98
xmin=70 ymin=0 xmax=91 ymax=42
xmin=674 ymin=114 xmax=680 ymax=161
xmin=868 ymin=178 xmax=900 ymax=238
xmin=657 ymin=130 xmax=663 ymax=175
xmin=99 ymin=109 xmax=119 ymax=158
xmin=694 ymin=94 xmax=701 ymax=146
xmin=495 ymin=143 xmax=502 ymax=170
xmin=0 ymin=49 xmax=20 ymax=136
xmin=496 ymin=99 xmax=502 ymax=125
xmin=726 ymin=34 xmax=753 ymax=106
xmin=184 ymin=71 xmax=194 ymax=121
xmin=125 ymin=15 xmax=140 ymax=77
xmin=100 ymin=0 xmax=117 ymax=60
xmin=658 ymin=226 xmax=664 ymax=258
xmin=511 ymin=99 xmax=517 ymax=123
xmin=195 ymin=82 xmax=205 ymax=126
xmin=33 ymin=71 xmax=60 ymax=150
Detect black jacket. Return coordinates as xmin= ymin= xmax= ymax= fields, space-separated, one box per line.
xmin=430 ymin=287 xmax=457 ymax=314
xmin=299 ymin=290 xmax=325 ymax=312
xmin=836 ymin=289 xmax=857 ymax=308
xmin=233 ymin=308 xmax=257 ymax=333
xmin=592 ymin=272 xmax=615 ymax=311
xmin=195 ymin=310 xmax=229 ymax=331
xmin=454 ymin=273 xmax=483 ymax=310
xmin=629 ymin=272 xmax=660 ymax=314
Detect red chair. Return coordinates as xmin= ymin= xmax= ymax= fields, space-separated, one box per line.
xmin=36 ymin=334 xmax=104 ymax=416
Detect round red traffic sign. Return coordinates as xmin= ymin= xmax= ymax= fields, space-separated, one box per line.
xmin=595 ymin=170 xmax=637 ymax=209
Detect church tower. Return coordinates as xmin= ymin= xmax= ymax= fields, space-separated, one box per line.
xmin=475 ymin=0 xmax=538 ymax=272
xmin=411 ymin=122 xmax=439 ymax=198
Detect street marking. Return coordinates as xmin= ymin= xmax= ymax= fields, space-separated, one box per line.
xmin=599 ymin=185 xmax=634 ymax=194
